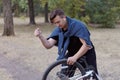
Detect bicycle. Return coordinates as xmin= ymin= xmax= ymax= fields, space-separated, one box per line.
xmin=42 ymin=57 xmax=103 ymax=80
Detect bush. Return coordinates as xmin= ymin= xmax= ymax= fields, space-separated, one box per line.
xmin=85 ymin=0 xmax=120 ymax=28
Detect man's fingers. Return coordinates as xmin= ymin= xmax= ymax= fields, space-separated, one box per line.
xmin=67 ymin=59 xmax=73 ymax=65
xmin=34 ymin=28 xmax=41 ymax=37
xmin=36 ymin=28 xmax=40 ymax=31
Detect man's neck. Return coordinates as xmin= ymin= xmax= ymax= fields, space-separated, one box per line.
xmin=63 ymin=22 xmax=68 ymax=30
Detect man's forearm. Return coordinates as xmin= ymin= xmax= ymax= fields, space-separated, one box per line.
xmin=74 ymin=45 xmax=89 ymax=60
xmin=38 ymin=35 xmax=52 ymax=49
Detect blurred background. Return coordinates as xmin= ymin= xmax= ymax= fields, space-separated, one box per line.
xmin=0 ymin=0 xmax=120 ymax=80
xmin=0 ymin=0 xmax=120 ymax=36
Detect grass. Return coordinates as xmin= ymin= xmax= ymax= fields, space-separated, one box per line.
xmin=0 ymin=17 xmax=120 ymax=80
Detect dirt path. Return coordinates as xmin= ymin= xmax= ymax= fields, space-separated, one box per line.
xmin=0 ymin=17 xmax=120 ymax=80
xmin=0 ymin=53 xmax=42 ymax=80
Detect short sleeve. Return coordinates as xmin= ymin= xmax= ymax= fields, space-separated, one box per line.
xmin=74 ymin=22 xmax=92 ymax=47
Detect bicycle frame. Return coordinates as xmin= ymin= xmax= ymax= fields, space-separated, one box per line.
xmin=42 ymin=58 xmax=103 ymax=80
xmin=69 ymin=70 xmax=103 ymax=80
xmin=59 ymin=59 xmax=103 ymax=80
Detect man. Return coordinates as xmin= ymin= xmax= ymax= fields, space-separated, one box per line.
xmin=34 ymin=9 xmax=98 ymax=79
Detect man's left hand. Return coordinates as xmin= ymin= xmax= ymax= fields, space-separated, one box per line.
xmin=67 ymin=56 xmax=77 ymax=65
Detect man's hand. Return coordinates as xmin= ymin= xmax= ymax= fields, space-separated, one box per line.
xmin=67 ymin=56 xmax=77 ymax=65
xmin=34 ymin=28 xmax=42 ymax=37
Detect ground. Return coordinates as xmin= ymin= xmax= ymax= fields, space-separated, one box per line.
xmin=0 ymin=17 xmax=120 ymax=80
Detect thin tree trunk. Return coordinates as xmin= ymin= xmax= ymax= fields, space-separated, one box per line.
xmin=2 ymin=0 xmax=15 ymax=36
xmin=44 ymin=2 xmax=49 ymax=23
xmin=28 ymin=0 xmax=36 ymax=25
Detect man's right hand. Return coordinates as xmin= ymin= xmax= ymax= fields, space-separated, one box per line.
xmin=34 ymin=28 xmax=42 ymax=37
xmin=34 ymin=27 xmax=57 ymax=49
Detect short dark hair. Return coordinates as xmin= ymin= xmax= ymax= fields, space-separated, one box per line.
xmin=50 ymin=9 xmax=65 ymax=23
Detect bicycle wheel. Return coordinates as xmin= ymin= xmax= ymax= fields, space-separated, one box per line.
xmin=42 ymin=59 xmax=86 ymax=80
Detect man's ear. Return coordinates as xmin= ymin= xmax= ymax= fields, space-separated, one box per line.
xmin=63 ymin=18 xmax=66 ymax=21
xmin=63 ymin=16 xmax=66 ymax=21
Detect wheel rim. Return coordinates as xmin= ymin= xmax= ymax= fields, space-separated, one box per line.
xmin=42 ymin=59 xmax=85 ymax=80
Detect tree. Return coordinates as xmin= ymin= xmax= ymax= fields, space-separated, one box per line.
xmin=12 ymin=0 xmax=28 ymax=16
xmin=44 ymin=2 xmax=49 ymax=23
xmin=47 ymin=0 xmax=89 ymax=23
xmin=48 ymin=0 xmax=85 ymax=18
xmin=28 ymin=0 xmax=36 ymax=25
xmin=2 ymin=0 xmax=15 ymax=36
xmin=40 ymin=0 xmax=49 ymax=23
xmin=0 ymin=0 xmax=2 ymax=15
xmin=85 ymin=0 xmax=120 ymax=28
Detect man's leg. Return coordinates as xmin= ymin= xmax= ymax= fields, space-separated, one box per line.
xmin=85 ymin=47 xmax=98 ymax=80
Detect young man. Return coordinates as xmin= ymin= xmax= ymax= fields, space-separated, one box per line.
xmin=34 ymin=9 xmax=98 ymax=79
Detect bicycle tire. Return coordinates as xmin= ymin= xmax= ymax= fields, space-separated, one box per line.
xmin=42 ymin=59 xmax=86 ymax=80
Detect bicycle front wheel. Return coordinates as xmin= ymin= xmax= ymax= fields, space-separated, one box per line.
xmin=42 ymin=59 xmax=86 ymax=80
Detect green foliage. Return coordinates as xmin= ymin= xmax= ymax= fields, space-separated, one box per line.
xmin=85 ymin=0 xmax=120 ymax=28
xmin=1 ymin=0 xmax=119 ymax=28
xmin=0 ymin=0 xmax=2 ymax=15
xmin=12 ymin=0 xmax=28 ymax=12
xmin=44 ymin=0 xmax=89 ymax=23
xmin=34 ymin=0 xmax=44 ymax=16
xmin=11 ymin=0 xmax=43 ymax=16
xmin=40 ymin=0 xmax=48 ymax=7
xmin=19 ymin=0 xmax=28 ymax=11
xmin=85 ymin=0 xmax=102 ymax=23
xmin=11 ymin=0 xmax=28 ymax=16
xmin=80 ymin=15 xmax=90 ymax=24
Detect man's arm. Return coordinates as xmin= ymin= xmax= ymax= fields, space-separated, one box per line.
xmin=34 ymin=28 xmax=57 ymax=49
xmin=67 ymin=38 xmax=91 ymax=65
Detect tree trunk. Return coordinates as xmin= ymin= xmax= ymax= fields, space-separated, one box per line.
xmin=44 ymin=2 xmax=49 ymax=23
xmin=28 ymin=0 xmax=36 ymax=25
xmin=2 ymin=0 xmax=15 ymax=36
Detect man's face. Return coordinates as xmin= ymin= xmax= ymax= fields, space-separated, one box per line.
xmin=52 ymin=15 xmax=67 ymax=29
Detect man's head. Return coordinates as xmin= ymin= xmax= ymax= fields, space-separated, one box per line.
xmin=50 ymin=9 xmax=67 ymax=30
